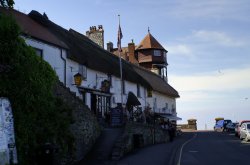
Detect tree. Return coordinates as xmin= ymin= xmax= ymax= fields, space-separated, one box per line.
xmin=0 ymin=0 xmax=14 ymax=8
xmin=0 ymin=13 xmax=73 ymax=165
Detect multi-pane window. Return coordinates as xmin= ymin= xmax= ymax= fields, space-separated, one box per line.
xmin=79 ymin=64 xmax=87 ymax=80
xmin=172 ymin=104 xmax=176 ymax=114
xmin=163 ymin=51 xmax=166 ymax=59
xmin=165 ymin=103 xmax=168 ymax=109
xmin=153 ymin=50 xmax=161 ymax=56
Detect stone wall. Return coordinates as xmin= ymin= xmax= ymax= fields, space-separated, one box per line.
xmin=53 ymin=82 xmax=101 ymax=164
xmin=178 ymin=119 xmax=197 ymax=130
xmin=111 ymin=122 xmax=169 ymax=160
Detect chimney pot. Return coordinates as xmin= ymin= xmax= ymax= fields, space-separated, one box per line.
xmin=107 ymin=42 xmax=113 ymax=52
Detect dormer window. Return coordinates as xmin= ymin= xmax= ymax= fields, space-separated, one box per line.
xmin=153 ymin=50 xmax=161 ymax=56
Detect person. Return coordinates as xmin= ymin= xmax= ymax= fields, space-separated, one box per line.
xmin=168 ymin=123 xmax=175 ymax=142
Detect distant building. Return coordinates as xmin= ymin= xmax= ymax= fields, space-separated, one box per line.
xmin=107 ymin=32 xmax=168 ymax=82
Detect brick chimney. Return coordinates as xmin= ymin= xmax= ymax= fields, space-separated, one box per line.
xmin=128 ymin=40 xmax=138 ymax=64
xmin=86 ymin=25 xmax=104 ymax=48
xmin=107 ymin=42 xmax=113 ymax=52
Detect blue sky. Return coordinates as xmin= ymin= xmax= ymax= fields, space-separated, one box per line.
xmin=14 ymin=0 xmax=250 ymax=129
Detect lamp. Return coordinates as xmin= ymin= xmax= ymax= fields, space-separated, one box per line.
xmin=74 ymin=73 xmax=82 ymax=86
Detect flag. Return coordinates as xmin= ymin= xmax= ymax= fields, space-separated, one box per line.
xmin=117 ymin=24 xmax=123 ymax=52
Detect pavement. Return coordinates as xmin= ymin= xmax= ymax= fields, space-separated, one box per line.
xmin=76 ymin=127 xmax=124 ymax=165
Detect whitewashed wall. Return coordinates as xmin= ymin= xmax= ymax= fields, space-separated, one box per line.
xmin=24 ymin=37 xmax=176 ymax=116
xmin=24 ymin=37 xmax=67 ymax=84
xmin=147 ymin=91 xmax=176 ymax=115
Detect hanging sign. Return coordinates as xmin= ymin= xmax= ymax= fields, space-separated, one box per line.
xmin=0 ymin=97 xmax=18 ymax=164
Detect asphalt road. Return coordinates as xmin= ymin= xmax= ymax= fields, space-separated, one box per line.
xmin=116 ymin=132 xmax=194 ymax=165
xmin=179 ymin=131 xmax=250 ymax=165
xmin=80 ymin=131 xmax=250 ymax=165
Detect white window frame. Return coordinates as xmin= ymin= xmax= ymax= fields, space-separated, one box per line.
xmin=79 ymin=64 xmax=87 ymax=80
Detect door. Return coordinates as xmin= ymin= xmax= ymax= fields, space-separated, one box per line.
xmin=91 ymin=94 xmax=97 ymax=115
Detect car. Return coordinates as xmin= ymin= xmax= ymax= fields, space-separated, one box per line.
xmin=214 ymin=120 xmax=224 ymax=132
xmin=223 ymin=120 xmax=232 ymax=131
xmin=235 ymin=123 xmax=239 ymax=136
xmin=239 ymin=122 xmax=250 ymax=141
xmin=235 ymin=120 xmax=250 ymax=137
xmin=226 ymin=122 xmax=237 ymax=132
xmin=214 ymin=119 xmax=232 ymax=132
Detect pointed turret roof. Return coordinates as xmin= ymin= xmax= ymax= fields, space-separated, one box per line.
xmin=136 ymin=32 xmax=166 ymax=51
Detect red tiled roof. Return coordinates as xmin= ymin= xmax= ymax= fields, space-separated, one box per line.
xmin=0 ymin=7 xmax=68 ymax=49
xmin=136 ymin=33 xmax=166 ymax=50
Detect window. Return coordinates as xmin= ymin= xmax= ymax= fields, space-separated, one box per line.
xmin=137 ymin=84 xmax=141 ymax=97
xmin=165 ymin=103 xmax=168 ymax=109
xmin=108 ymin=74 xmax=112 ymax=87
xmin=163 ymin=51 xmax=166 ymax=59
xmin=154 ymin=50 xmax=161 ymax=56
xmin=247 ymin=124 xmax=250 ymax=129
xmin=34 ymin=48 xmax=43 ymax=58
xmin=79 ymin=64 xmax=87 ymax=80
xmin=147 ymin=89 xmax=152 ymax=97
xmin=172 ymin=104 xmax=176 ymax=114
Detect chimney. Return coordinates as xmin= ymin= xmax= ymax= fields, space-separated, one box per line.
xmin=86 ymin=25 xmax=104 ymax=48
xmin=128 ymin=40 xmax=138 ymax=64
xmin=107 ymin=42 xmax=113 ymax=52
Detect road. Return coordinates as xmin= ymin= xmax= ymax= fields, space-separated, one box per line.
xmin=115 ymin=132 xmax=193 ymax=165
xmin=115 ymin=131 xmax=250 ymax=165
xmin=80 ymin=131 xmax=250 ymax=165
xmin=180 ymin=131 xmax=250 ymax=165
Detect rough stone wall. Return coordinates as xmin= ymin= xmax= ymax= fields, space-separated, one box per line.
xmin=86 ymin=25 xmax=104 ymax=48
xmin=178 ymin=124 xmax=197 ymax=130
xmin=53 ymin=82 xmax=101 ymax=164
xmin=111 ymin=122 xmax=169 ymax=160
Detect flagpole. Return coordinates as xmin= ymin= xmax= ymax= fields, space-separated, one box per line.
xmin=118 ymin=14 xmax=123 ymax=108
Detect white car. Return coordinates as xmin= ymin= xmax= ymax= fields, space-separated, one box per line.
xmin=240 ymin=122 xmax=250 ymax=141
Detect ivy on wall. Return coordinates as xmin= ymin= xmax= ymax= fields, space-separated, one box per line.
xmin=0 ymin=14 xmax=73 ymax=164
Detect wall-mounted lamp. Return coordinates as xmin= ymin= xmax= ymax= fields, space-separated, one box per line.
xmin=74 ymin=73 xmax=82 ymax=86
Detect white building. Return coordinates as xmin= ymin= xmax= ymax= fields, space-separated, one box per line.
xmin=2 ymin=8 xmax=180 ymax=124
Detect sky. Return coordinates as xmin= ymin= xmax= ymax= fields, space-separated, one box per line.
xmin=14 ymin=0 xmax=250 ymax=130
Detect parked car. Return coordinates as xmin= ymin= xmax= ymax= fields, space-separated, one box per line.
xmin=214 ymin=120 xmax=224 ymax=132
xmin=235 ymin=123 xmax=239 ymax=136
xmin=225 ymin=122 xmax=237 ymax=132
xmin=239 ymin=122 xmax=250 ymax=141
xmin=223 ymin=120 xmax=232 ymax=131
xmin=214 ymin=119 xmax=232 ymax=132
xmin=235 ymin=120 xmax=250 ymax=137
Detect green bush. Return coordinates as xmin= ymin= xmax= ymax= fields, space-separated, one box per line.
xmin=0 ymin=14 xmax=73 ymax=164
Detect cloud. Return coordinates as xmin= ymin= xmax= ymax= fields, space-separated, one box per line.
xmin=168 ymin=0 xmax=250 ymax=22
xmin=169 ymin=67 xmax=250 ymax=92
xmin=191 ymin=30 xmax=245 ymax=47
xmin=165 ymin=44 xmax=193 ymax=57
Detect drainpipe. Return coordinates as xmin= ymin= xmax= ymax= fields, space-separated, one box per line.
xmin=60 ymin=48 xmax=66 ymax=85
